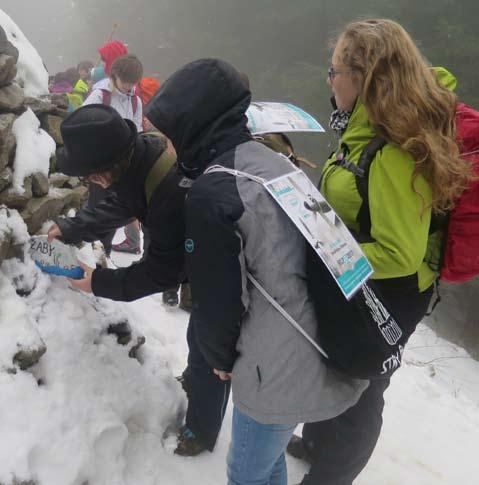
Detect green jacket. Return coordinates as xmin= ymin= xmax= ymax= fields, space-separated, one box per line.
xmin=321 ymin=100 xmax=436 ymax=292
xmin=67 ymin=79 xmax=90 ymax=110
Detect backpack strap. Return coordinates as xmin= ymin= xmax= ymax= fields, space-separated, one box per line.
xmin=323 ymin=137 xmax=386 ymax=239
xmin=144 ymin=150 xmax=177 ymax=205
xmin=132 ymin=95 xmax=138 ymax=115
xmin=102 ymin=89 xmax=138 ymax=115
xmin=355 ymin=136 xmax=387 ymax=202
xmin=101 ymin=89 xmax=111 ymax=106
xmin=355 ymin=136 xmax=387 ymax=238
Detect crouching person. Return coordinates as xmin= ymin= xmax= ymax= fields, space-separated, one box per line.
xmin=146 ymin=58 xmax=367 ymax=485
xmin=48 ymin=104 xmax=187 ymax=301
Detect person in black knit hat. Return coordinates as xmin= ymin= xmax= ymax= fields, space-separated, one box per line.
xmin=48 ymin=104 xmax=188 ymax=302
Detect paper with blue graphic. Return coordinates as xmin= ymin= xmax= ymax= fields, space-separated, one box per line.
xmin=246 ymin=102 xmax=325 ymax=135
xmin=29 ymin=236 xmax=84 ymax=279
xmin=264 ymin=170 xmax=373 ymax=299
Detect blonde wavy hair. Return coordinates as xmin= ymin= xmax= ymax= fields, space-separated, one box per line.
xmin=335 ymin=19 xmax=473 ymax=212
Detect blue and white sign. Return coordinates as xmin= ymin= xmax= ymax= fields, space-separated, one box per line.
xmin=247 ymin=102 xmax=325 ymax=135
xmin=29 ymin=236 xmax=84 ymax=279
xmin=264 ymin=170 xmax=373 ymax=299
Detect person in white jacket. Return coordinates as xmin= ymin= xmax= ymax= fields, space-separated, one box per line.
xmin=83 ymin=54 xmax=144 ymax=254
xmin=84 ymin=54 xmax=143 ymax=132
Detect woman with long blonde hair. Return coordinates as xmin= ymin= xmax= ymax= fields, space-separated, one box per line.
xmin=288 ymin=19 xmax=473 ymax=484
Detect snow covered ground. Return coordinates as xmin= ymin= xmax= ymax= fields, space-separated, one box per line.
xmin=1 ymin=233 xmax=478 ymax=485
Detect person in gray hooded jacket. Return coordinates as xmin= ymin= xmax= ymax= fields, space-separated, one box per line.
xmin=146 ymin=58 xmax=367 ymax=485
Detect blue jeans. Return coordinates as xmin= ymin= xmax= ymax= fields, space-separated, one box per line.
xmin=227 ymin=406 xmax=297 ymax=485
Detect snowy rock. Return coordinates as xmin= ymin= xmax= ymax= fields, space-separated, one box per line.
xmin=66 ymin=176 xmax=81 ymax=188
xmin=0 ymin=264 xmax=46 ymax=372
xmin=0 ymin=228 xmax=11 ymax=263
xmin=23 ymin=96 xmax=57 ymax=116
xmin=0 ymin=25 xmax=18 ymax=62
xmin=107 ymin=320 xmax=133 ymax=346
xmin=0 ymin=9 xmax=48 ymax=97
xmin=49 ymin=93 xmax=69 ymax=111
xmin=48 ymin=172 xmax=70 ymax=189
xmin=40 ymin=114 xmax=63 ymax=146
xmin=0 ymin=167 xmax=13 ymax=192
xmin=20 ymin=186 xmax=87 ymax=234
xmin=60 ymin=184 xmax=88 ymax=211
xmin=0 ymin=206 xmax=29 ymax=244
xmin=0 ymin=176 xmax=32 ymax=210
xmin=0 ymin=113 xmax=16 ymax=171
xmin=31 ymin=173 xmax=49 ymax=197
xmin=0 ymin=83 xmax=24 ymax=112
xmin=11 ymin=109 xmax=55 ymax=193
xmin=14 ymin=345 xmax=47 ymax=371
xmin=0 ymin=252 xmax=185 ymax=484
xmin=0 ymin=207 xmax=29 ymax=263
xmin=0 ymin=53 xmax=17 ymax=87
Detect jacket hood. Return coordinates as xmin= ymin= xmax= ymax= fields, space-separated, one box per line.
xmin=145 ymin=58 xmax=252 ymax=178
xmin=73 ymin=79 xmax=89 ymax=95
xmin=433 ymin=66 xmax=457 ymax=91
xmin=98 ymin=40 xmax=128 ymax=75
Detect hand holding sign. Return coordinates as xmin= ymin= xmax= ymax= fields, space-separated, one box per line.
xmin=47 ymin=223 xmax=63 ymax=242
xmin=69 ymin=261 xmax=94 ymax=293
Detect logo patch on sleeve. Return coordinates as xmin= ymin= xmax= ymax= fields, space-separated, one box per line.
xmin=185 ymin=239 xmax=195 ymax=253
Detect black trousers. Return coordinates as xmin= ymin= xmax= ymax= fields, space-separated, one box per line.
xmin=300 ymin=378 xmax=390 ymax=485
xmin=184 ymin=315 xmax=231 ymax=451
xmin=300 ymin=283 xmax=433 ymax=485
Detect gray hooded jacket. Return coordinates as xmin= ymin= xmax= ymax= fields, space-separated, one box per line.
xmin=145 ymin=58 xmax=368 ymax=424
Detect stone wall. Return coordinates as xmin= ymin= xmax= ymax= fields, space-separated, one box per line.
xmin=0 ymin=25 xmax=87 ymax=265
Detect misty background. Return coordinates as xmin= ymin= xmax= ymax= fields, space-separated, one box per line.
xmin=2 ymin=0 xmax=479 ymax=162
xmin=2 ymin=0 xmax=478 ymax=356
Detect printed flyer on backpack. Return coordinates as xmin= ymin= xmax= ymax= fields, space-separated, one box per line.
xmin=246 ymin=102 xmax=325 ymax=135
xmin=264 ymin=170 xmax=373 ymax=299
xmin=29 ymin=236 xmax=84 ymax=279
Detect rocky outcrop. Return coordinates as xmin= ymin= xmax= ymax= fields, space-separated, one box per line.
xmin=0 ymin=53 xmax=16 ymax=87
xmin=20 ymin=185 xmax=87 ymax=234
xmin=31 ymin=172 xmax=49 ymax=197
xmin=40 ymin=113 xmax=63 ymax=145
xmin=0 ymin=176 xmax=33 ymax=209
xmin=0 ymin=25 xmax=19 ymax=62
xmin=0 ymin=36 xmax=87 ymax=267
xmin=0 ymin=113 xmax=16 ymax=170
xmin=0 ymin=83 xmax=24 ymax=112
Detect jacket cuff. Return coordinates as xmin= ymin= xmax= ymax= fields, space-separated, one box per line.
xmin=91 ymin=268 xmax=124 ymax=301
xmin=55 ymin=217 xmax=79 ymax=244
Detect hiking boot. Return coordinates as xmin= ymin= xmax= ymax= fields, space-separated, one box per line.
xmin=174 ymin=426 xmax=207 ymax=457
xmin=162 ymin=288 xmax=179 ymax=307
xmin=112 ymin=239 xmax=141 ymax=255
xmin=287 ymin=434 xmax=313 ymax=464
xmin=179 ymin=283 xmax=193 ymax=313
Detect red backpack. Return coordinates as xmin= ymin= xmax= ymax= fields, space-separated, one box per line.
xmin=441 ymin=102 xmax=479 ymax=283
xmin=101 ymin=89 xmax=138 ymax=115
xmin=336 ymin=102 xmax=479 ymax=284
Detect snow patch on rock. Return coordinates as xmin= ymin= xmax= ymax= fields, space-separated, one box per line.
xmin=0 ymin=8 xmax=49 ymax=97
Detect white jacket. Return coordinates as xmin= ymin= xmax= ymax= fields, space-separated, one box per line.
xmin=83 ymin=78 xmax=143 ymax=132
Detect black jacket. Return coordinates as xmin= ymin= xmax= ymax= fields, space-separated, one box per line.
xmin=145 ymin=58 xmax=252 ymax=369
xmin=57 ymin=134 xmax=188 ymax=301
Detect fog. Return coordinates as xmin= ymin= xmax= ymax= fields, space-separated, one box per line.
xmin=2 ymin=0 xmax=478 ymax=163
xmin=2 ymin=0 xmax=478 ymax=354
